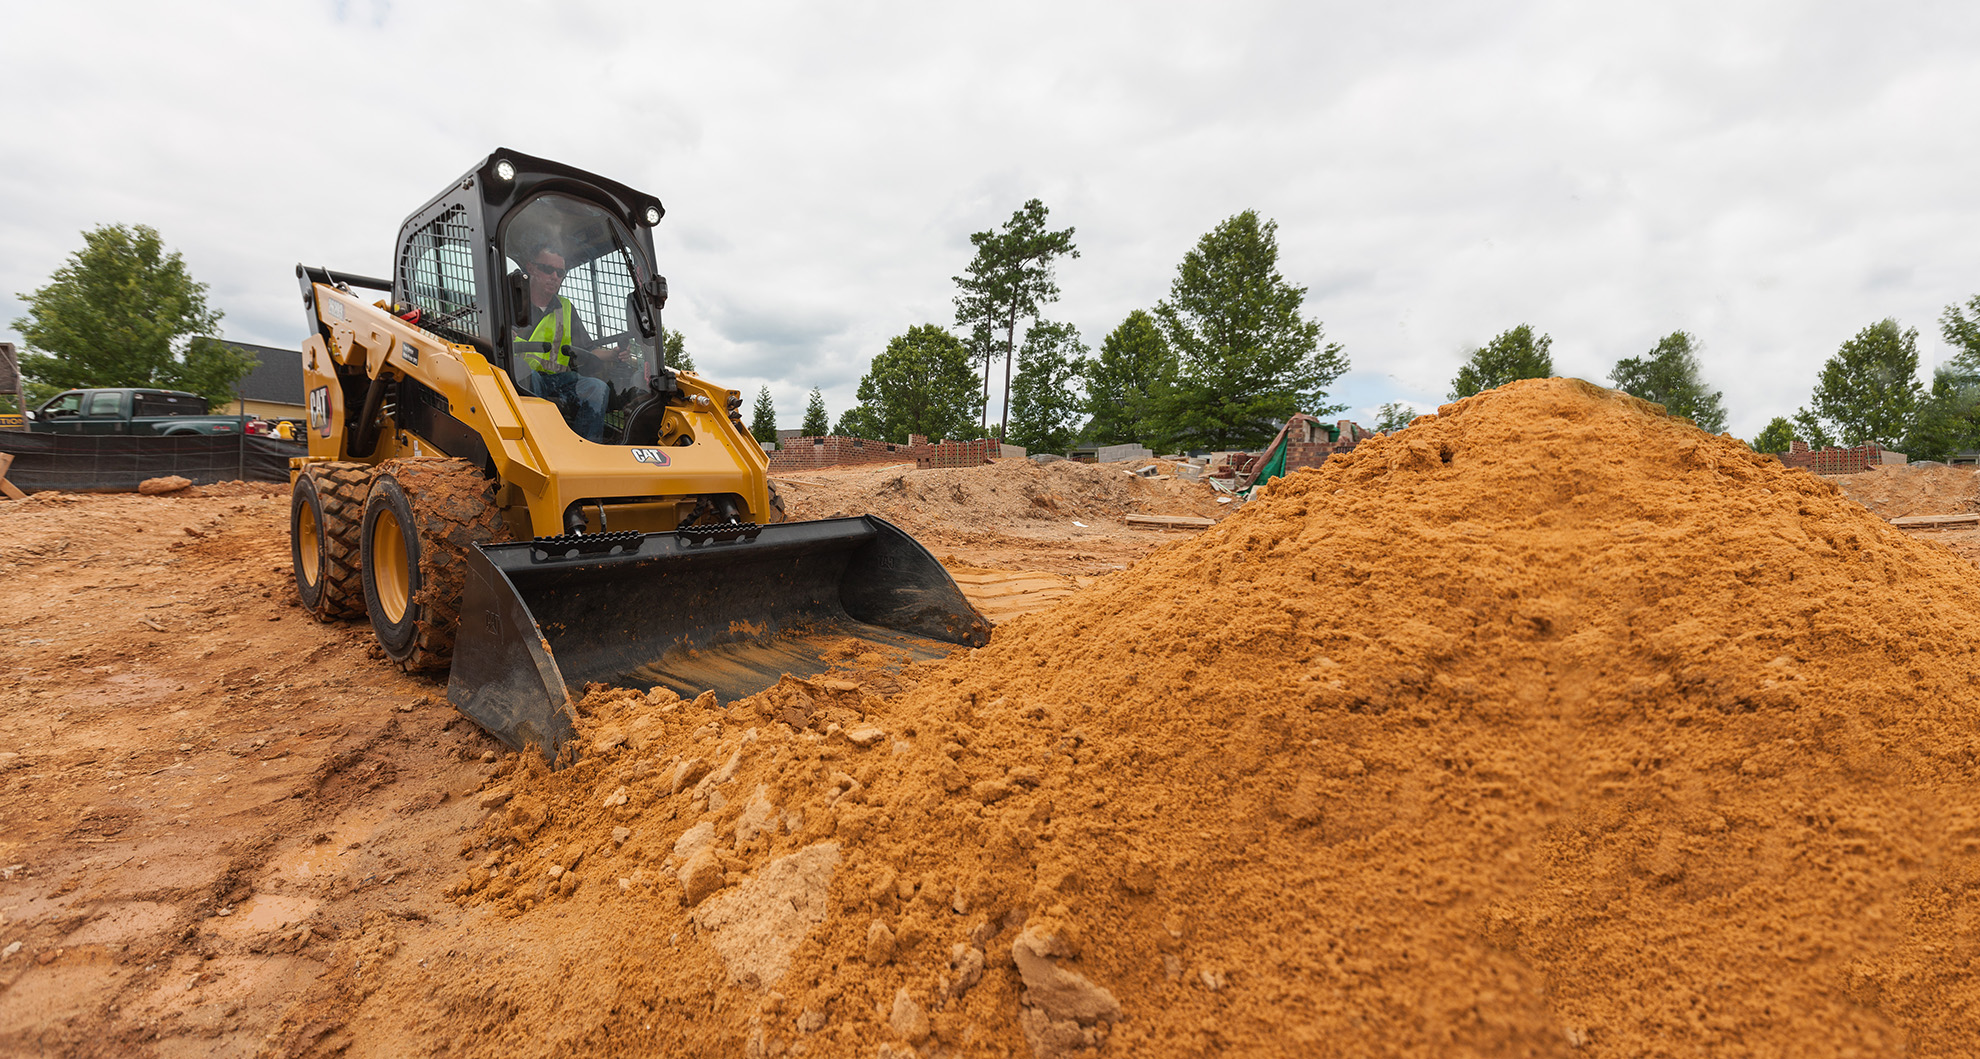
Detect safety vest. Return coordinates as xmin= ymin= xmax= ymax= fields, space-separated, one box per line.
xmin=515 ymin=297 xmax=576 ymax=373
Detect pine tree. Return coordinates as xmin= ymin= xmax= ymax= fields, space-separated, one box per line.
xmin=801 ymin=387 xmax=830 ymax=436
xmin=750 ymin=386 xmax=777 ymax=444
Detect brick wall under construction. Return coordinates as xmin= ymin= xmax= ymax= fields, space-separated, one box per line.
xmin=1776 ymin=440 xmax=1907 ymax=475
xmin=763 ymin=434 xmax=1009 ymax=471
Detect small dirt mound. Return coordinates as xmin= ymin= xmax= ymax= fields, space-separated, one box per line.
xmin=1832 ymin=462 xmax=1980 ymax=518
xmin=339 ymin=379 xmax=1980 ymax=1057
xmin=772 ymin=459 xmax=1228 ymax=537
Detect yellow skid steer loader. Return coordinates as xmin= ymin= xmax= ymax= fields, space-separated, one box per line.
xmin=288 ymin=149 xmax=989 ymax=759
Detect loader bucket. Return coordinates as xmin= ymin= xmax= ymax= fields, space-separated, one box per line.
xmin=445 ymin=516 xmax=991 ymax=760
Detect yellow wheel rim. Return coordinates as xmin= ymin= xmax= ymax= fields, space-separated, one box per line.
xmin=298 ymin=500 xmax=321 ymax=589
xmin=372 ymin=508 xmax=411 ymax=623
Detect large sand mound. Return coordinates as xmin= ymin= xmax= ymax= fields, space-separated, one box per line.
xmin=1831 ymin=462 xmax=1980 ymax=518
xmin=315 ymin=378 xmax=1980 ymax=1057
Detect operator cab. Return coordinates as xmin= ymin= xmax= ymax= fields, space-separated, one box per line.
xmin=390 ymin=148 xmax=677 ymax=445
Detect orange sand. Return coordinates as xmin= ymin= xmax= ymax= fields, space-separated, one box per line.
xmin=293 ymin=379 xmax=1980 ymax=1058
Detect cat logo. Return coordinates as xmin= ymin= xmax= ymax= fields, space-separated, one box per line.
xmin=631 ymin=448 xmax=671 ymax=466
xmin=308 ymin=386 xmax=331 ymax=437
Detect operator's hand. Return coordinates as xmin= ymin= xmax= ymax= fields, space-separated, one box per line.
xmin=593 ymin=345 xmax=633 ymax=365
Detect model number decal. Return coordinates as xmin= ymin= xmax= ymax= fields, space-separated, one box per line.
xmin=631 ymin=448 xmax=671 ymax=466
xmin=401 ymin=340 xmax=420 ymax=365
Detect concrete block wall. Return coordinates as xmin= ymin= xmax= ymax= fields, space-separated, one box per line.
xmin=918 ymin=438 xmax=1004 ymax=469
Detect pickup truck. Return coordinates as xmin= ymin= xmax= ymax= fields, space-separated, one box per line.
xmin=28 ymin=388 xmax=253 ymax=436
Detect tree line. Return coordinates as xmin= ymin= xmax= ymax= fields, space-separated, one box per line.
xmin=809 ymin=204 xmax=1348 ymax=454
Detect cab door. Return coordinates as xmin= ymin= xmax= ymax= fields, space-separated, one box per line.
xmin=80 ymin=390 xmax=127 ymax=434
xmin=36 ymin=391 xmax=86 ymax=433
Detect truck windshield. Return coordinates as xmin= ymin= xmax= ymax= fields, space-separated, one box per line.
xmin=133 ymin=393 xmax=210 ymax=416
xmin=500 ymin=193 xmax=659 ymax=445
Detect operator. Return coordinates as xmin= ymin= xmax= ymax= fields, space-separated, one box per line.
xmin=512 ymin=246 xmax=631 ymax=442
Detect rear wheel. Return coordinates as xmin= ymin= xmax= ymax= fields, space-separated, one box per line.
xmin=359 ymin=458 xmax=505 ymax=673
xmin=291 ymin=462 xmax=371 ymax=620
xmin=766 ymin=482 xmax=787 ymax=524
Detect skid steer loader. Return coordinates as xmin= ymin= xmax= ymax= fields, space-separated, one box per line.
xmin=288 ymin=149 xmax=990 ymax=760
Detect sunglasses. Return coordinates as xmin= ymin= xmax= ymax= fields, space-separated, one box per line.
xmin=531 ymin=261 xmax=568 ymax=278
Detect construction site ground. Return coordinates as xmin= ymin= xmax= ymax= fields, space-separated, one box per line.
xmin=0 ymin=457 xmax=1234 ymax=1057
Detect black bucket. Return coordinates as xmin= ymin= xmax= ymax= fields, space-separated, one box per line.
xmin=445 ymin=516 xmax=991 ymax=760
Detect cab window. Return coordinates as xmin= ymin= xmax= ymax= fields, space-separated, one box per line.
xmin=41 ymin=392 xmax=84 ymax=417
xmin=86 ymin=392 xmax=123 ymax=416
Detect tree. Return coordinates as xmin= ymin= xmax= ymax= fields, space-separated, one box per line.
xmin=1803 ymin=319 xmax=1923 ymax=449
xmin=1450 ymin=324 xmax=1553 ymax=399
xmin=1082 ymin=310 xmax=1175 ymax=446
xmin=1791 ymin=408 xmax=1835 ymax=450
xmin=1750 ymin=416 xmax=1795 ymax=453
xmin=952 ymin=200 xmax=1078 ymax=438
xmin=1374 ymin=402 xmax=1416 ymax=433
xmin=801 ymin=387 xmax=830 ymax=437
xmin=750 ymin=386 xmax=777 ymax=444
xmin=665 ymin=329 xmax=695 ymax=373
xmin=837 ymin=324 xmax=980 ymax=443
xmin=12 ymin=223 xmax=250 ymax=404
xmin=1943 ymin=293 xmax=1980 ymax=369
xmin=1608 ymin=331 xmax=1727 ymax=433
xmin=1901 ymin=367 xmax=1980 ymax=462
xmin=1006 ymin=321 xmax=1089 ymax=454
xmin=1146 ymin=210 xmax=1346 ymax=451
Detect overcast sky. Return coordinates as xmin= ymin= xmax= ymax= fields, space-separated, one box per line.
xmin=4 ymin=1 xmax=1978 ymax=440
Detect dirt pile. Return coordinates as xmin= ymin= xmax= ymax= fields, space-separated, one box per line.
xmin=772 ymin=458 xmax=1228 ymax=538
xmin=1831 ymin=462 xmax=1980 ymax=517
xmin=317 ymin=378 xmax=1980 ymax=1057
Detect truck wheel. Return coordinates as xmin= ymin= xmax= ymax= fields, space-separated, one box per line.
xmin=291 ymin=462 xmax=372 ymax=620
xmin=359 ymin=458 xmax=505 ymax=673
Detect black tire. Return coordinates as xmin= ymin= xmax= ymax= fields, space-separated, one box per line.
xmin=291 ymin=462 xmax=371 ymax=621
xmin=766 ymin=482 xmax=787 ymax=524
xmin=359 ymin=458 xmax=505 ymax=673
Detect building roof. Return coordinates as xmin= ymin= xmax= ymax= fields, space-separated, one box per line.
xmin=223 ymin=341 xmax=305 ymax=406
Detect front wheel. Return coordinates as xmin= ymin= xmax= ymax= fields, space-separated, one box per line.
xmin=359 ymin=458 xmax=504 ymax=673
xmin=291 ymin=462 xmax=371 ymax=620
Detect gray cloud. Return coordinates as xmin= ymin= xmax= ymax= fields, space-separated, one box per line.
xmin=5 ymin=1 xmax=1980 ymax=438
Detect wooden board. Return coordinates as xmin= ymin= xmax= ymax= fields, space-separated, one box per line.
xmin=1124 ymin=513 xmax=1217 ymax=530
xmin=1889 ymin=513 xmax=1980 ymax=529
xmin=0 ymin=451 xmax=25 ymax=501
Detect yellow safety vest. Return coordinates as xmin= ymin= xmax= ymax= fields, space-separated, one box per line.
xmin=516 ymin=297 xmax=576 ymax=373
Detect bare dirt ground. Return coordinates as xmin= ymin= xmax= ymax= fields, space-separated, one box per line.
xmin=0 ymin=459 xmax=1228 ymax=1057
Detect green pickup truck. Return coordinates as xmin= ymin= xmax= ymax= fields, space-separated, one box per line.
xmin=29 ymin=388 xmax=253 ymax=436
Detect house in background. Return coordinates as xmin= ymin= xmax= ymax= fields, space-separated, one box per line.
xmin=224 ymin=341 xmax=305 ymax=422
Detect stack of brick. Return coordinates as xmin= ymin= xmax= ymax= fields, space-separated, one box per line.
xmin=1280 ymin=420 xmax=1372 ymax=474
xmin=919 ymin=439 xmax=1003 ymax=470
xmin=1775 ymin=440 xmax=1905 ymax=475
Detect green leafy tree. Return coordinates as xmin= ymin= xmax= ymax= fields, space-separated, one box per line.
xmin=1791 ymin=408 xmax=1835 ymax=450
xmin=833 ymin=404 xmax=884 ymax=440
xmin=665 ymin=329 xmax=695 ymax=373
xmin=1006 ymin=320 xmax=1089 ymax=454
xmin=1146 ymin=211 xmax=1346 ymax=450
xmin=1450 ymin=324 xmax=1553 ymax=399
xmin=1802 ymin=319 xmax=1923 ymax=449
xmin=1374 ymin=402 xmax=1416 ymax=433
xmin=1082 ymin=310 xmax=1175 ymax=446
xmin=801 ymin=387 xmax=830 ymax=436
xmin=838 ymin=324 xmax=980 ymax=443
xmin=1608 ymin=331 xmax=1727 ymax=433
xmin=1901 ymin=368 xmax=1980 ymax=462
xmin=1750 ymin=416 xmax=1796 ymax=453
xmin=750 ymin=386 xmax=778 ymax=444
xmin=12 ymin=223 xmax=250 ymax=404
xmin=1943 ymin=293 xmax=1980 ymax=369
xmin=952 ymin=199 xmax=1078 ymax=438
